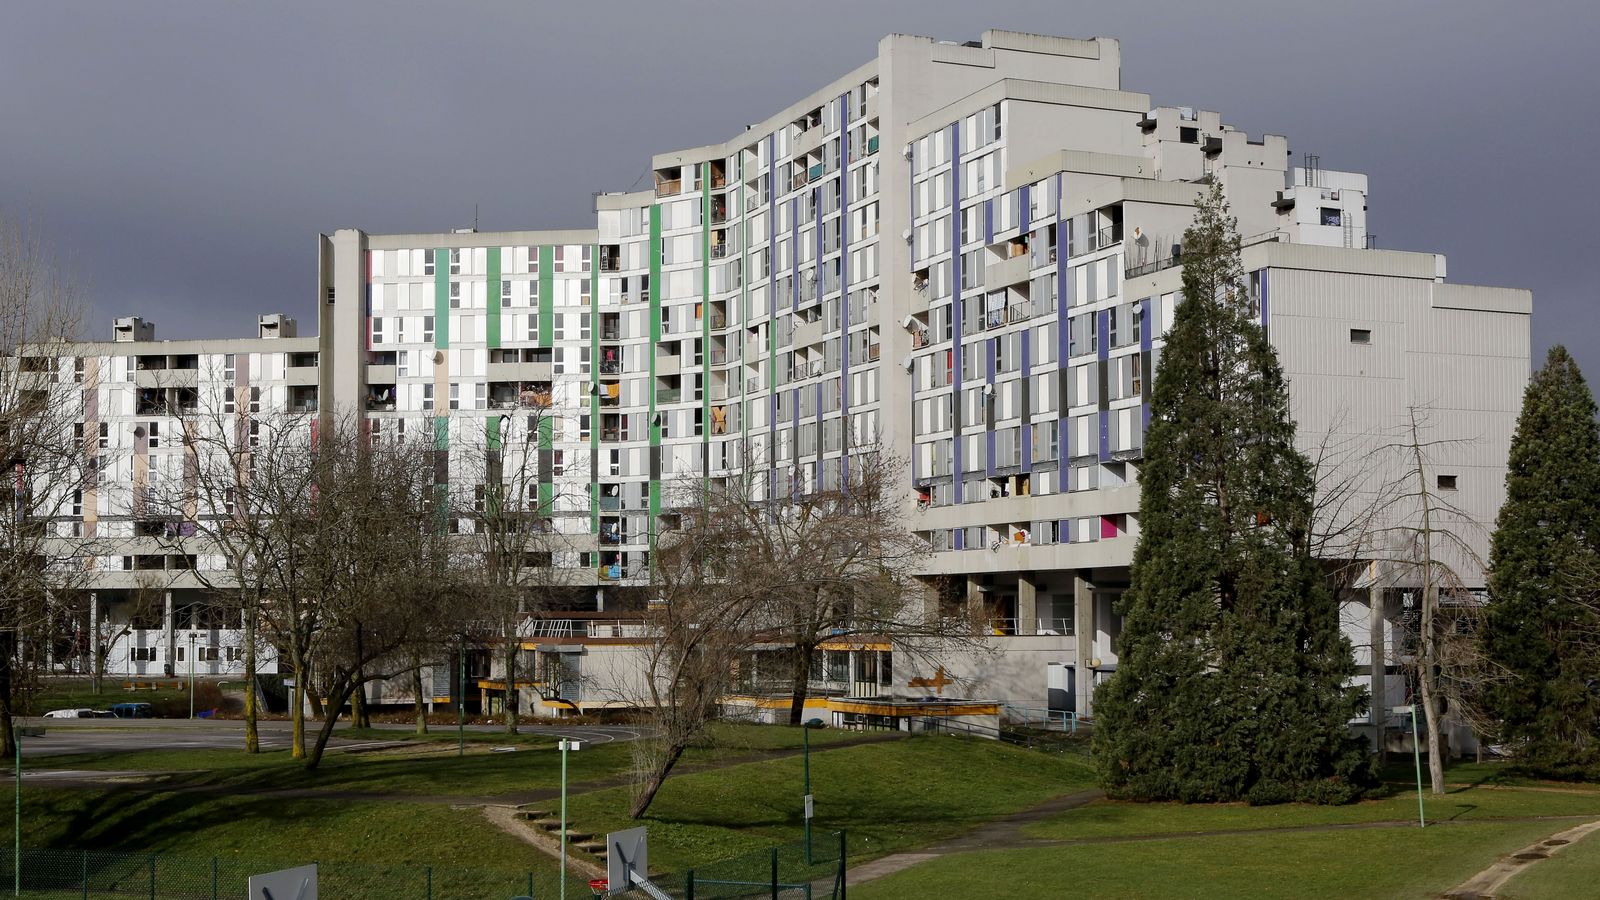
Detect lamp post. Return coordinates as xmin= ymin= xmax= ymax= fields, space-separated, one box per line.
xmin=1394 ymin=705 xmax=1425 ymax=828
xmin=187 ymin=634 xmax=196 ymax=720
xmin=558 ymin=738 xmax=584 ymax=900
xmin=14 ymin=726 xmax=20 ymax=897
xmin=458 ymin=636 xmax=466 ymax=758
xmin=802 ymin=717 xmax=823 ymax=863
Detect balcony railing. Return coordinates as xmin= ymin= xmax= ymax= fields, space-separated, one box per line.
xmin=808 ymin=163 xmax=824 ymax=181
xmin=866 ymin=135 xmax=879 ymax=154
xmin=710 ymin=243 xmax=729 ymax=259
xmin=657 ymin=387 xmax=682 ymax=403
xmin=747 ymin=376 xmax=762 ymax=392
xmin=599 ymin=360 xmax=623 ymax=376
xmin=709 ymin=349 xmax=727 ymax=365
xmin=792 ymin=171 xmax=809 ymax=190
xmin=1036 ymin=617 xmax=1074 ymax=635
xmin=599 ymin=257 xmax=621 ymax=272
xmin=655 ymin=179 xmax=682 ymax=198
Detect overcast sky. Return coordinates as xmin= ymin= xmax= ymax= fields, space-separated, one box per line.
xmin=4 ymin=1 xmax=1596 ymax=376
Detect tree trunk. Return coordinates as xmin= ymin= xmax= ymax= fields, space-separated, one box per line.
xmin=629 ymin=740 xmax=688 ymax=819
xmin=351 ymin=685 xmax=367 ymax=730
xmin=307 ymin=674 xmax=325 ymax=719
xmin=787 ymin=644 xmax=814 ymax=726
xmin=290 ymin=656 xmax=307 ymax=759
xmin=412 ymin=662 xmax=428 ymax=736
xmin=1411 ymin=418 xmax=1447 ymax=796
xmin=306 ymin=675 xmax=357 ymax=770
xmin=242 ymin=608 xmax=259 ymax=754
xmin=504 ymin=644 xmax=519 ymax=735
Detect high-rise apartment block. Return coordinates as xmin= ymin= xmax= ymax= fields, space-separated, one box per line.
xmin=23 ymin=31 xmax=1530 ymax=729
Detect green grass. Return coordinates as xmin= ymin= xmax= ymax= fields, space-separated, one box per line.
xmin=1501 ymin=828 xmax=1600 ymax=899
xmin=27 ymin=722 xmax=885 ymax=799
xmin=1023 ymin=783 xmax=1600 ymax=841
xmin=564 ymin=734 xmax=1098 ymax=872
xmin=22 ymin=677 xmax=222 ymax=718
xmin=852 ymin=820 xmax=1562 ymax=900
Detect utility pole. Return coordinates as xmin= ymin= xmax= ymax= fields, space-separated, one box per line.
xmin=188 ymin=634 xmax=196 ymax=720
xmin=558 ymin=738 xmax=583 ymax=900
xmin=458 ymin=636 xmax=466 ymax=757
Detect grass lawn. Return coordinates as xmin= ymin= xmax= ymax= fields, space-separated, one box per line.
xmin=851 ymin=820 xmax=1562 ymax=900
xmin=24 ymin=722 xmax=887 ymax=799
xmin=564 ymin=734 xmax=1098 ymax=872
xmin=1022 ymin=783 xmax=1600 ymax=841
xmin=1500 ymin=828 xmax=1600 ymax=900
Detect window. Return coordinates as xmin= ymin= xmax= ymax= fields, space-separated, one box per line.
xmin=1437 ymin=474 xmax=1458 ymax=491
xmin=223 ymin=354 xmax=236 ymax=380
xmin=423 ymin=316 xmax=435 ymax=344
xmin=1350 ymin=328 xmax=1372 ymax=345
xmin=223 ymin=387 xmax=236 ymax=414
xmin=147 ymin=422 xmax=160 ymax=448
xmin=1321 ymin=207 xmax=1342 ymax=227
xmin=226 ymin=647 xmax=243 ymax=662
xmin=98 ymin=422 xmax=109 ymax=448
xmin=397 ymin=350 xmax=410 ymax=377
xmin=131 ymin=646 xmax=158 ymax=662
xmin=422 ymin=384 xmax=434 ymax=411
xmin=449 ymin=248 xmax=461 ymax=274
xmin=249 ymin=386 xmax=261 ymax=413
xmin=248 ymin=420 xmax=260 ymax=448
xmin=1180 ymin=127 xmax=1199 ymax=144
xmin=424 ymin=249 xmax=435 ymax=276
xmin=371 ymin=317 xmax=384 ymax=344
xmin=449 ymin=281 xmax=462 ymax=309
xmin=501 ymin=280 xmax=512 ymax=308
xmin=449 ymin=383 xmax=460 ymax=410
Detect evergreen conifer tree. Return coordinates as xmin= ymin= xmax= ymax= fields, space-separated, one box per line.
xmin=1484 ymin=345 xmax=1600 ymax=776
xmin=1092 ymin=184 xmax=1372 ymax=804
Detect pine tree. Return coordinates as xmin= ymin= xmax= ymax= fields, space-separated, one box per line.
xmin=1092 ymin=184 xmax=1372 ymax=804
xmin=1484 ymin=345 xmax=1600 ymax=777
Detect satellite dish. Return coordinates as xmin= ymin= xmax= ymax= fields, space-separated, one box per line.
xmin=432 ymin=350 xmax=445 ymax=365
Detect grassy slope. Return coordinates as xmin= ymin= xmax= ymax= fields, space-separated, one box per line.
xmin=565 ymin=735 xmax=1097 ymax=871
xmin=1500 ymin=828 xmax=1600 ymax=900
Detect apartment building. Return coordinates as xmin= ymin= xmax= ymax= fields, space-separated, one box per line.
xmin=25 ymin=31 xmax=1529 ymax=733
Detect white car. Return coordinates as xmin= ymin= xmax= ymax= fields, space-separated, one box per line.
xmin=42 ymin=708 xmax=97 ymax=719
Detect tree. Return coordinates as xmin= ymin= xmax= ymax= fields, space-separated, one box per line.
xmin=1092 ymin=184 xmax=1372 ymax=804
xmin=0 ymin=213 xmax=91 ymax=758
xmin=1483 ymin=345 xmax=1600 ymax=776
xmin=457 ymin=400 xmax=575 ymax=735
xmin=88 ymin=571 xmax=171 ymax=696
xmin=627 ymin=480 xmax=768 ymax=819
xmin=297 ymin=419 xmax=466 ymax=769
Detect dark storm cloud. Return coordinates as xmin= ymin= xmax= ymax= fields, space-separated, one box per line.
xmin=3 ymin=0 xmax=1595 ymax=375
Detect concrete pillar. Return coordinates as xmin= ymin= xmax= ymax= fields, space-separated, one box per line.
xmin=1017 ymin=574 xmax=1038 ymax=636
xmin=163 ymin=589 xmax=175 ymax=677
xmin=966 ymin=575 xmax=986 ymax=631
xmin=1074 ymin=572 xmax=1095 ymax=714
xmin=1369 ymin=582 xmax=1387 ymax=752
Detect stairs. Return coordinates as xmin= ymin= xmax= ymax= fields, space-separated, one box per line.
xmin=516 ymin=805 xmax=600 ymax=855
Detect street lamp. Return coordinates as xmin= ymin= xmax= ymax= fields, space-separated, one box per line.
xmin=1393 ymin=705 xmax=1426 ymax=828
xmin=802 ymin=717 xmax=824 ymax=863
xmin=557 ymin=738 xmax=584 ymax=900
xmin=187 ymin=634 xmax=196 ymax=720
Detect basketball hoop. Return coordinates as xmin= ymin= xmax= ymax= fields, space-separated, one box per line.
xmin=588 ymin=877 xmax=609 ymax=897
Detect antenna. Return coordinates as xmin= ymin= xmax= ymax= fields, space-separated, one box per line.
xmin=474 ymin=204 xmax=479 ymax=232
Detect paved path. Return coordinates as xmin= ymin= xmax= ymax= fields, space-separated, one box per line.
xmin=1442 ymin=817 xmax=1600 ymax=899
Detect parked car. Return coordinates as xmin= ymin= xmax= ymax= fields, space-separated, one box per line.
xmin=109 ymin=703 xmax=153 ymax=719
xmin=43 ymin=708 xmax=96 ymax=719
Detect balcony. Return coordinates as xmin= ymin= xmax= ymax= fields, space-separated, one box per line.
xmin=792 ymin=318 xmax=823 ymax=348
xmin=599 ymin=256 xmax=621 ymax=273
xmin=1086 ymin=223 xmax=1123 ymax=253
xmin=808 ymin=163 xmax=824 ymax=182
xmin=709 ymin=348 xmax=727 ymax=365
xmin=601 ymin=428 xmax=622 ymax=443
xmin=655 ymin=177 xmax=682 ymax=198
xmin=657 ymin=387 xmax=682 ymax=404
xmin=654 ymin=353 xmax=680 ymax=378
xmin=985 ymin=253 xmax=1032 ymax=290
xmin=792 ymin=170 xmax=809 ymax=191
xmin=710 ymin=243 xmax=729 ymax=259
xmin=599 ymin=359 xmax=623 ymax=376
xmin=747 ymin=376 xmax=762 ymax=393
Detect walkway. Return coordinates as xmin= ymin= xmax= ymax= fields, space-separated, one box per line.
xmin=1443 ymin=818 xmax=1600 ymax=899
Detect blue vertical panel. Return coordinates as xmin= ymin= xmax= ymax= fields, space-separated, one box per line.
xmin=953 ymin=527 xmax=965 ymax=551
xmin=767 ymin=134 xmax=779 ymax=500
xmin=1097 ymin=308 xmax=1110 ymax=463
xmin=984 ymin=197 xmax=994 ymax=246
xmin=1018 ymin=185 xmax=1031 ymax=235
xmin=949 ymin=122 xmax=964 ymax=503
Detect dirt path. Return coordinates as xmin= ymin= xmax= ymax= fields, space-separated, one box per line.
xmin=1441 ymin=818 xmax=1600 ymax=899
xmin=481 ymin=804 xmax=608 ymax=880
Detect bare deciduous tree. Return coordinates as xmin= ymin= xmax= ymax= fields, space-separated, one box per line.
xmin=0 ymin=212 xmax=91 ymax=757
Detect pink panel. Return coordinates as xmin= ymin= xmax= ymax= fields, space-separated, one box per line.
xmin=1101 ymin=516 xmax=1119 ymax=539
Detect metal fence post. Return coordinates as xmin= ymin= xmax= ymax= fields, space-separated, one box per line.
xmin=770 ymin=847 xmax=779 ymax=900
xmin=684 ymin=869 xmax=694 ymax=900
xmin=211 ymin=856 xmax=218 ymax=900
xmin=426 ymin=865 xmax=433 ymax=900
xmin=527 ymin=871 xmax=533 ymax=897
xmin=81 ymin=850 xmax=88 ymax=900
xmin=147 ymin=855 xmax=156 ymax=900
xmin=838 ymin=830 xmax=847 ymax=900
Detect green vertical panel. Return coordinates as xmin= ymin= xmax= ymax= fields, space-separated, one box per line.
xmin=590 ymin=244 xmax=601 ymax=535
xmin=434 ymin=416 xmax=449 ymax=449
xmin=486 ymin=415 xmax=501 ymax=451
xmin=538 ymin=414 xmax=554 ymax=514
xmin=538 ymin=246 xmax=554 ymax=349
xmin=648 ymin=204 xmax=663 ymax=532
xmin=486 ymin=246 xmax=502 ymax=350
xmin=434 ymin=249 xmax=450 ymax=349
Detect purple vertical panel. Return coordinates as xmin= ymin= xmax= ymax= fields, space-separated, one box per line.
xmin=791 ymin=196 xmax=801 ymax=313
xmin=949 ymin=122 xmax=964 ymax=504
xmin=985 ymin=337 xmax=996 ymax=477
xmin=1018 ymin=185 xmax=1031 ymax=235
xmin=1055 ymin=175 xmax=1071 ymax=488
xmin=767 ymin=134 xmax=778 ymax=498
xmin=1140 ymin=297 xmax=1153 ymax=435
xmin=984 ymin=198 xmax=994 ymax=246
xmin=838 ymin=93 xmax=850 ymax=482
xmin=1020 ymin=326 xmax=1032 ymax=474
xmin=1097 ymin=309 xmax=1110 ymax=463
xmin=953 ymin=527 xmax=964 ymax=551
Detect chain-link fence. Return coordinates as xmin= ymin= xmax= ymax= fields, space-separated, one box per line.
xmin=0 ymin=847 xmax=567 ymax=899
xmin=607 ymin=830 xmax=846 ymax=900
